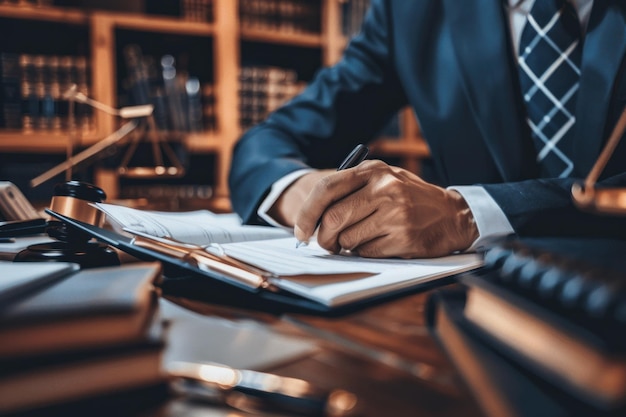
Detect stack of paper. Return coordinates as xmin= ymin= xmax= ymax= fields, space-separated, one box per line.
xmin=93 ymin=203 xmax=484 ymax=309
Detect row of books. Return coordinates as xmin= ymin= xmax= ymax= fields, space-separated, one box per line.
xmin=1 ymin=0 xmax=367 ymax=36
xmin=1 ymin=0 xmax=212 ymax=21
xmin=120 ymin=183 xmax=214 ymax=211
xmin=121 ymin=45 xmax=216 ymax=134
xmin=180 ymin=0 xmax=213 ymax=22
xmin=238 ymin=65 xmax=306 ymax=130
xmin=146 ymin=0 xmax=214 ymax=22
xmin=239 ymin=0 xmax=321 ymax=34
xmin=237 ymin=64 xmax=404 ymax=136
xmin=339 ymin=0 xmax=371 ymax=38
xmin=0 ymin=261 xmax=166 ymax=414
xmin=0 ymin=52 xmax=94 ymax=134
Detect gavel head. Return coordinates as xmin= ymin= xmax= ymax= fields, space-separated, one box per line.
xmin=16 ymin=180 xmax=119 ymax=268
xmin=46 ymin=180 xmax=107 ymax=244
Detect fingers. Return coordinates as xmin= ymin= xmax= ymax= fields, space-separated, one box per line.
xmin=293 ymin=160 xmax=477 ymax=258
xmin=294 ymin=163 xmax=375 ymax=243
xmin=316 ymin=190 xmax=379 ymax=253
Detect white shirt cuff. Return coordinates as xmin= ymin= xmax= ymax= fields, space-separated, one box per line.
xmin=447 ymin=185 xmax=515 ymax=251
xmin=257 ymin=169 xmax=314 ymax=229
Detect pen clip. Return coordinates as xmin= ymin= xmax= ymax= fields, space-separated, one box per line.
xmin=126 ymin=229 xmax=269 ymax=290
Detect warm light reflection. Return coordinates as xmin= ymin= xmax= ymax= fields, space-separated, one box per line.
xmin=571 ymin=106 xmax=626 ymax=216
xmin=241 ymin=370 xmax=311 ymax=396
xmin=327 ymin=390 xmax=358 ymax=415
xmin=572 ymin=185 xmax=626 ymax=215
xmin=198 ymin=363 xmax=238 ymax=387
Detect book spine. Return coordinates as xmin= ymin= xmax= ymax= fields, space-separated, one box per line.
xmin=238 ymin=0 xmax=320 ymax=34
xmin=182 ymin=0 xmax=215 ymax=23
xmin=19 ymin=54 xmax=37 ymax=133
xmin=57 ymin=56 xmax=73 ymax=132
xmin=238 ymin=65 xmax=302 ymax=130
xmin=11 ymin=53 xmax=91 ymax=135
xmin=479 ymin=241 xmax=626 ymax=347
xmin=0 ymin=53 xmax=22 ymax=130
xmin=74 ymin=56 xmax=94 ymax=135
xmin=202 ymin=83 xmax=216 ymax=133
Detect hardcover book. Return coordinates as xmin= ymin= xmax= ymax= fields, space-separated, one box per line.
xmin=0 ymin=323 xmax=166 ymax=414
xmin=460 ymin=237 xmax=626 ymax=409
xmin=0 ymin=261 xmax=78 ymax=306
xmin=426 ymin=289 xmax=626 ymax=417
xmin=0 ymin=262 xmax=162 ymax=356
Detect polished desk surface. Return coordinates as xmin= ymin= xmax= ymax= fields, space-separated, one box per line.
xmin=142 ymin=287 xmax=484 ymax=417
xmin=0 ymin=237 xmax=482 ymax=416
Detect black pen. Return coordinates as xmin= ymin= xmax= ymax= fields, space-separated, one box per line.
xmin=337 ymin=143 xmax=370 ymax=171
xmin=296 ymin=144 xmax=369 ymax=248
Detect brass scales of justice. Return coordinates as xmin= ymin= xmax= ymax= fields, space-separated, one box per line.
xmin=30 ymin=84 xmax=186 ymax=189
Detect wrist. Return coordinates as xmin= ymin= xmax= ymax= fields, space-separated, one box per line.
xmin=448 ymin=190 xmax=479 ymax=251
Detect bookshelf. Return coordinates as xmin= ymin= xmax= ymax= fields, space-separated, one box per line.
xmin=0 ymin=0 xmax=429 ymax=212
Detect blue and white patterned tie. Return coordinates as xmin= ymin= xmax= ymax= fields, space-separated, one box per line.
xmin=518 ymin=0 xmax=582 ymax=178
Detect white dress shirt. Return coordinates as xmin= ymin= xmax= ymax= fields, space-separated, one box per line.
xmin=257 ymin=0 xmax=594 ymax=250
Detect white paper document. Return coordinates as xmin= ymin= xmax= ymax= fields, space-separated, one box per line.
xmin=95 ymin=203 xmax=291 ymax=245
xmin=94 ymin=203 xmax=483 ymax=307
xmin=221 ymin=238 xmax=483 ymax=306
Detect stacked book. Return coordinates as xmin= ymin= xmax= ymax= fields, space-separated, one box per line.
xmin=238 ymin=65 xmax=306 ymax=130
xmin=0 ymin=52 xmax=94 ymax=134
xmin=239 ymin=0 xmax=321 ymax=34
xmin=428 ymin=237 xmax=626 ymax=417
xmin=0 ymin=261 xmax=167 ymax=414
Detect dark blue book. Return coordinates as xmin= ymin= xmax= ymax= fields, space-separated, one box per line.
xmin=455 ymin=237 xmax=626 ymax=411
xmin=427 ymin=289 xmax=626 ymax=417
xmin=0 ymin=262 xmax=161 ymax=357
xmin=0 ymin=261 xmax=78 ymax=308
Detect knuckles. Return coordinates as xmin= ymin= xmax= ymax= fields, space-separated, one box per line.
xmin=321 ymin=207 xmax=345 ymax=230
xmin=316 ymin=175 xmax=334 ymax=194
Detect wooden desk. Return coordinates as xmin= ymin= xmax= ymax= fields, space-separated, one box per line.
xmin=145 ymin=287 xmax=484 ymax=417
xmin=0 ymin=237 xmax=481 ymax=416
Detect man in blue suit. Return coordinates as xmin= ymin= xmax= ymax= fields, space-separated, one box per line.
xmin=229 ymin=0 xmax=626 ymax=258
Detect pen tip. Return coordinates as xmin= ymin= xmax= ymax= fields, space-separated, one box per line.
xmin=295 ymin=241 xmax=308 ymax=249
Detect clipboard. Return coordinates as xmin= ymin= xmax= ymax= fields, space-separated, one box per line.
xmin=46 ymin=209 xmax=453 ymax=316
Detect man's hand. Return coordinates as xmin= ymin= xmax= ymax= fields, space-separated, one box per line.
xmin=267 ymin=169 xmax=334 ymax=227
xmin=293 ymin=160 xmax=479 ymax=258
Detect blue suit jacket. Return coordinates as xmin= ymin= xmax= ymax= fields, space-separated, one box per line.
xmin=229 ymin=0 xmax=626 ymax=238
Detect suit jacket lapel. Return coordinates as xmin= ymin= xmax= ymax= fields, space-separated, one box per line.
xmin=443 ymin=0 xmax=537 ymax=181
xmin=573 ymin=0 xmax=626 ymax=176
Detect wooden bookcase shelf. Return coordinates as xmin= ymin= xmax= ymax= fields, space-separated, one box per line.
xmin=0 ymin=0 xmax=429 ymax=211
xmin=239 ymin=28 xmax=324 ymax=47
xmin=99 ymin=13 xmax=216 ymax=35
xmin=0 ymin=4 xmax=87 ymax=24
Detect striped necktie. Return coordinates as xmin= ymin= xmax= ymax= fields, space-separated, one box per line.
xmin=518 ymin=0 xmax=583 ymax=178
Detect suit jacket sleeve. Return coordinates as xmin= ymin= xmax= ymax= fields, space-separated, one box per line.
xmin=482 ymin=172 xmax=626 ymax=239
xmin=228 ymin=0 xmax=407 ymax=224
xmin=229 ymin=0 xmax=626 ymax=242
